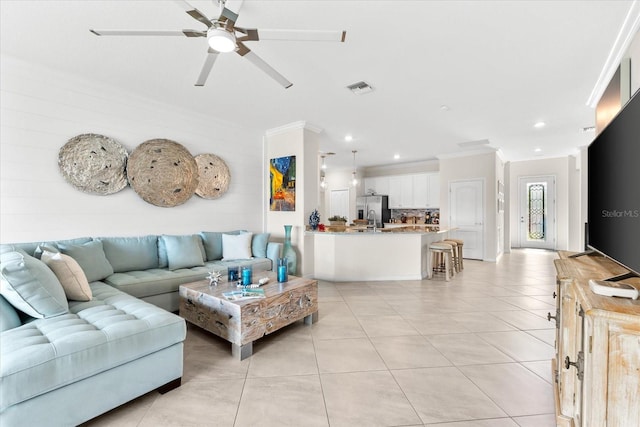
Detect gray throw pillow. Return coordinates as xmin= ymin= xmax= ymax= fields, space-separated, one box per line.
xmin=0 ymin=250 xmax=69 ymax=319
xmin=160 ymin=235 xmax=205 ymax=270
xmin=58 ymin=240 xmax=114 ymax=282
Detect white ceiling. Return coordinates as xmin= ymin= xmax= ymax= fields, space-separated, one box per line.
xmin=0 ymin=0 xmax=635 ymax=169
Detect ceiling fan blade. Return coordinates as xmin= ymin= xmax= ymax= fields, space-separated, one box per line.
xmin=195 ymin=49 xmax=220 ymax=87
xmin=90 ymin=29 xmax=200 ymax=37
xmin=254 ymin=29 xmax=346 ymax=42
xmin=236 ymin=43 xmax=292 ymax=89
xmin=173 ymin=0 xmax=213 ymax=28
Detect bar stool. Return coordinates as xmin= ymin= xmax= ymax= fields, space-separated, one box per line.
xmin=444 ymin=238 xmax=464 ymax=271
xmin=429 ymin=241 xmax=455 ymax=281
xmin=442 ymin=240 xmax=460 ymax=273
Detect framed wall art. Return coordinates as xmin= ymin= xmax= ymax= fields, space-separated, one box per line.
xmin=270 ymin=155 xmax=296 ymax=211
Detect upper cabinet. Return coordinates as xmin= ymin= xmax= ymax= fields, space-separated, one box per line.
xmin=364 ymin=173 xmax=440 ymax=208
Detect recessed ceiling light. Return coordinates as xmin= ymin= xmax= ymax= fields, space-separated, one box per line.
xmin=534 ymin=148 xmax=542 ymax=153
xmin=394 ymin=154 xmax=400 ymax=160
xmin=534 ymin=121 xmax=546 ymax=128
xmin=440 ymin=105 xmax=450 ymax=111
xmin=344 ymin=135 xmax=353 ymax=142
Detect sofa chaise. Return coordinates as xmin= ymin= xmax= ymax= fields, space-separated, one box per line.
xmin=0 ymin=230 xmax=282 ymax=426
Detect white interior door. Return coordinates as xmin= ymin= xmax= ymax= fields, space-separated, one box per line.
xmin=518 ymin=175 xmax=556 ymax=249
xmin=449 ymin=179 xmax=484 ymax=260
xmin=330 ymin=189 xmax=349 ymax=221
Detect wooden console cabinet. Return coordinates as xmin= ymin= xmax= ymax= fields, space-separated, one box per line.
xmin=552 ymin=252 xmax=640 ymax=427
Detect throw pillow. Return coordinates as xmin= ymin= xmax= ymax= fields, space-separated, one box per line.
xmin=222 ymin=233 xmax=253 ymax=260
xmin=98 ymin=235 xmax=159 ymax=273
xmin=0 ymin=250 xmax=69 ymax=318
xmin=200 ymin=232 xmax=224 ymax=261
xmin=0 ymin=295 xmax=21 ymax=332
xmin=58 ymin=240 xmax=114 ymax=282
xmin=251 ymin=233 xmax=270 ymax=258
xmin=160 ymin=235 xmax=205 ymax=270
xmin=41 ymin=250 xmax=92 ymax=301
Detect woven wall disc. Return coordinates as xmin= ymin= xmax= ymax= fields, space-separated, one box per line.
xmin=194 ymin=153 xmax=231 ymax=199
xmin=58 ymin=133 xmax=128 ymax=195
xmin=127 ymin=139 xmax=198 ymax=207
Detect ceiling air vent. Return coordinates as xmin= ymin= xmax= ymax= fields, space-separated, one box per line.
xmin=346 ymin=81 xmax=374 ymax=95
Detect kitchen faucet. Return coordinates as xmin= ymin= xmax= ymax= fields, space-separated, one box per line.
xmin=367 ymin=209 xmax=377 ymax=232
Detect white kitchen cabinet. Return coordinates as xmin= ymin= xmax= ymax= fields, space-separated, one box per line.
xmin=552 ymin=252 xmax=640 ymax=427
xmin=363 ymin=176 xmax=389 ymax=196
xmin=412 ymin=174 xmax=429 ymax=208
xmin=388 ymin=175 xmax=413 ymax=208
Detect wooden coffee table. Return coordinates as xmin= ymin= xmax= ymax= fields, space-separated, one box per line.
xmin=179 ymin=272 xmax=318 ymax=360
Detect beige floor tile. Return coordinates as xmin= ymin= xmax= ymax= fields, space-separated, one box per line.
xmin=525 ymin=328 xmax=556 ymax=346
xmin=498 ymin=296 xmax=556 ymax=310
xmin=321 ymin=371 xmax=422 ymax=427
xmin=314 ymin=337 xmax=387 ymax=373
xmin=345 ymin=299 xmax=398 ymax=316
xmin=370 ymin=335 xmax=452 ymax=369
xmin=392 ymin=367 xmax=507 ymax=424
xmin=81 ymin=391 xmax=157 ymax=427
xmin=521 ymin=360 xmax=554 ymax=383
xmin=247 ymin=328 xmax=318 ymax=378
xmin=427 ymin=333 xmax=514 ymax=365
xmin=489 ymin=310 xmax=556 ymax=330
xmin=460 ymin=363 xmax=555 ymax=417
xmin=477 ymin=331 xmax=555 ymax=362
xmin=235 ymin=375 xmax=328 ymax=427
xmin=183 ymin=328 xmax=250 ymax=381
xmin=513 ymin=413 xmax=557 ymax=426
xmin=453 ymin=312 xmax=518 ymax=332
xmin=425 ymin=419 xmax=519 ymax=426
xmin=138 ymin=379 xmax=244 ymax=426
xmin=403 ymin=313 xmax=472 ymax=335
xmin=356 ymin=314 xmax=422 ymax=337
xmin=459 ymin=297 xmax=522 ymax=311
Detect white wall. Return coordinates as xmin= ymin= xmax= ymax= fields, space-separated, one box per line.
xmin=0 ymin=56 xmax=264 ymax=243
xmin=263 ymin=122 xmax=319 ymax=277
xmin=508 ymin=156 xmax=579 ymax=251
xmin=439 ymin=151 xmax=499 ymax=262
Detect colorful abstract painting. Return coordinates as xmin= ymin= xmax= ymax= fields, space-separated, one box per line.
xmin=270 ymin=155 xmax=296 ymax=211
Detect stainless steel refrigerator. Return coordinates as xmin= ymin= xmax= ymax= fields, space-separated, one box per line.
xmin=356 ymin=195 xmax=391 ymax=228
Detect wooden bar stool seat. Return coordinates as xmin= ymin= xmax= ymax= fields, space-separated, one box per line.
xmin=429 ymin=241 xmax=455 ymax=281
xmin=444 ymin=238 xmax=464 ymax=271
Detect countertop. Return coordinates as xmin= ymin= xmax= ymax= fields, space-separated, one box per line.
xmin=307 ymin=227 xmax=450 ymax=235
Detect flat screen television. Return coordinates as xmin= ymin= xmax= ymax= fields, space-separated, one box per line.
xmin=587 ymin=89 xmax=640 ymax=277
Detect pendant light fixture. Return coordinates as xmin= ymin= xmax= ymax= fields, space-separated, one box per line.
xmin=351 ymin=150 xmax=358 ymax=187
xmin=320 ymin=155 xmax=327 ymax=189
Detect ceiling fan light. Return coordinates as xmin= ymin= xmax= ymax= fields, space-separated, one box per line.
xmin=207 ymin=27 xmax=236 ymax=53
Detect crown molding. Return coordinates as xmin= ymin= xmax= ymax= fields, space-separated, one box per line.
xmin=437 ymin=146 xmax=499 ymax=160
xmin=586 ymin=0 xmax=640 ymax=108
xmin=264 ymin=121 xmax=323 ymax=137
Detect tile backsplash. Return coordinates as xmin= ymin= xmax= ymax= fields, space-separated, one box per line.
xmin=390 ymin=208 xmax=440 ymax=224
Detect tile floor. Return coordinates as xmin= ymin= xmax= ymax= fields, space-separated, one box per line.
xmin=84 ymin=249 xmax=559 ymax=427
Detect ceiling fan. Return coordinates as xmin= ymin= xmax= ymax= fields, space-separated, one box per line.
xmin=90 ymin=0 xmax=346 ymax=88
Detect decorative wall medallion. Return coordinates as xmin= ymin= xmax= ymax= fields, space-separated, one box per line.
xmin=194 ymin=153 xmax=231 ymax=199
xmin=58 ymin=133 xmax=128 ymax=195
xmin=127 ymin=139 xmax=198 ymax=207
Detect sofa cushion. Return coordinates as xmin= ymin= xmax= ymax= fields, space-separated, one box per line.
xmin=0 ymin=295 xmax=21 ymax=332
xmin=158 ymin=235 xmax=206 ymax=269
xmin=41 ymin=251 xmax=92 ymax=302
xmin=98 ymin=236 xmax=159 ymax=273
xmin=0 ymin=282 xmax=186 ymax=412
xmin=104 ymin=258 xmax=272 ymax=299
xmin=160 ymin=235 xmax=205 ymax=270
xmin=200 ymin=230 xmax=243 ymax=261
xmin=0 ymin=251 xmax=69 ymax=319
xmin=251 ymin=233 xmax=270 ymax=258
xmin=57 ymin=241 xmax=114 ymax=282
xmin=222 ymin=233 xmax=253 ymax=260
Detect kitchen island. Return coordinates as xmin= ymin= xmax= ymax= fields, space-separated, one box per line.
xmin=309 ymin=228 xmax=451 ymax=281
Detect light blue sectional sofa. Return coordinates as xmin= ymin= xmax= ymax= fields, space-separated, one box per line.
xmin=0 ymin=231 xmax=282 ymax=426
